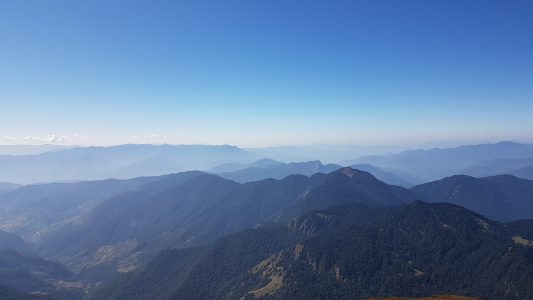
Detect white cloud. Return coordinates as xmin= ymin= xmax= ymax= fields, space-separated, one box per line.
xmin=24 ymin=133 xmax=67 ymax=144
xmin=1 ymin=136 xmax=15 ymax=142
xmin=148 ymin=134 xmax=168 ymax=139
xmin=72 ymin=133 xmax=88 ymax=140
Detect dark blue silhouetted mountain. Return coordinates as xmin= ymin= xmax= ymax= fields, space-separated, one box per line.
xmin=411 ymin=174 xmax=533 ymax=221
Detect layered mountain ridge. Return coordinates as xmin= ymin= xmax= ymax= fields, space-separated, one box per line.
xmin=37 ymin=168 xmax=416 ymax=281
xmin=0 ymin=152 xmax=533 ymax=299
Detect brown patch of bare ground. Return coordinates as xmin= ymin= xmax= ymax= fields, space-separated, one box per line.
xmin=366 ymin=296 xmax=480 ymax=300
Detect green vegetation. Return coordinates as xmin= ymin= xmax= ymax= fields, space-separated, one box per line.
xmin=93 ymin=201 xmax=533 ymax=300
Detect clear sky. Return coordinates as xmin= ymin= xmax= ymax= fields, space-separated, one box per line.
xmin=0 ymin=0 xmax=532 ymax=147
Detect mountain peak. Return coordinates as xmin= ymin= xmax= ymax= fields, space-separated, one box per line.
xmin=412 ymin=173 xmax=533 ymax=221
xmin=439 ymin=174 xmax=477 ymax=183
xmin=332 ymin=167 xmax=376 ymax=182
xmin=340 ymin=167 xmax=357 ymax=178
xmin=482 ymin=173 xmax=521 ymax=182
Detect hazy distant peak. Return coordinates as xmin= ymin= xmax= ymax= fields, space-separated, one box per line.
xmin=355 ymin=141 xmax=533 ymax=182
xmin=0 ymin=182 xmax=21 ymax=193
xmin=481 ymin=174 xmax=521 ymax=181
xmin=495 ymin=141 xmax=526 ymax=146
xmin=249 ymin=158 xmax=282 ymax=167
xmin=440 ymin=174 xmax=477 ymax=182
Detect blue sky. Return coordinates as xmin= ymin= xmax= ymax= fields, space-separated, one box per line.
xmin=0 ymin=0 xmax=532 ymax=147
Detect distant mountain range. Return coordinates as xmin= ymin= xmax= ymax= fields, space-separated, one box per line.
xmin=2 ymin=141 xmax=533 ymax=186
xmin=92 ymin=201 xmax=533 ymax=300
xmin=461 ymin=157 xmax=533 ymax=180
xmin=208 ymin=158 xmax=283 ymax=173
xmin=212 ymin=159 xmax=340 ymax=183
xmin=210 ymin=159 xmax=415 ymax=187
xmin=0 ymin=144 xmax=259 ymax=184
xmin=1 ymin=144 xmax=533 ymax=298
xmin=245 ymin=144 xmax=409 ymax=163
xmin=0 ymin=144 xmax=72 ymax=156
xmin=355 ymin=142 xmax=533 ymax=182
